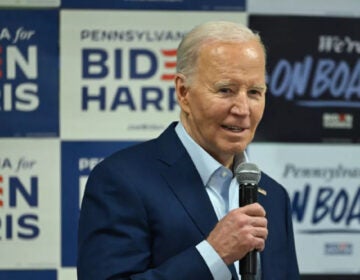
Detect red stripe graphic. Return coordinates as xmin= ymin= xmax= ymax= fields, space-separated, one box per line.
xmin=161 ymin=74 xmax=175 ymax=81
xmin=165 ymin=61 xmax=177 ymax=68
xmin=161 ymin=49 xmax=177 ymax=81
xmin=161 ymin=49 xmax=177 ymax=56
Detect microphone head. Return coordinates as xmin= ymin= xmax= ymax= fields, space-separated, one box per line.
xmin=235 ymin=162 xmax=261 ymax=185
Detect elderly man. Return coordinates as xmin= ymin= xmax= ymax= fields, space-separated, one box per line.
xmin=77 ymin=21 xmax=299 ymax=280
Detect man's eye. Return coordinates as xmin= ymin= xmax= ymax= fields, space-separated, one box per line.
xmin=219 ymin=88 xmax=232 ymax=94
xmin=248 ymin=89 xmax=261 ymax=95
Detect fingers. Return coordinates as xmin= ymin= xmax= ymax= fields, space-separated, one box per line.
xmin=250 ymin=215 xmax=268 ymax=227
xmin=235 ymin=215 xmax=268 ymax=252
xmin=238 ymin=202 xmax=266 ymax=217
xmin=207 ymin=203 xmax=268 ymax=265
xmin=249 ymin=226 xmax=268 ymax=252
xmin=234 ymin=203 xmax=268 ymax=250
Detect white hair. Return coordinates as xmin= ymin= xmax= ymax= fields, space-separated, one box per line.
xmin=176 ymin=21 xmax=265 ymax=84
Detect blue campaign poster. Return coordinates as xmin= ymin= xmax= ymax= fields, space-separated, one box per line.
xmin=0 ymin=10 xmax=59 ymax=137
xmin=0 ymin=270 xmax=56 ymax=280
xmin=60 ymin=0 xmax=245 ymax=10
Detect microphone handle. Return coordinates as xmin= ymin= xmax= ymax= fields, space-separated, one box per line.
xmin=242 ymin=275 xmax=256 ymax=280
xmin=240 ymin=183 xmax=258 ymax=205
xmin=239 ymin=183 xmax=258 ymax=278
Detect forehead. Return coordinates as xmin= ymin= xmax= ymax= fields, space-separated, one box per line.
xmin=195 ymin=40 xmax=266 ymax=82
xmin=199 ymin=39 xmax=264 ymax=61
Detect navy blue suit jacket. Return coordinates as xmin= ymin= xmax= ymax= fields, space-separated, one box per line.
xmin=77 ymin=122 xmax=299 ymax=280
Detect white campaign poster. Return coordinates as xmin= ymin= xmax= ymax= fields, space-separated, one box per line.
xmin=0 ymin=139 xmax=60 ymax=268
xmin=0 ymin=0 xmax=59 ymax=7
xmin=60 ymin=11 xmax=247 ymax=140
xmin=248 ymin=143 xmax=360 ymax=274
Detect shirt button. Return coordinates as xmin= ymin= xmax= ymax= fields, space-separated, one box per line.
xmin=221 ymin=170 xmax=228 ymax=178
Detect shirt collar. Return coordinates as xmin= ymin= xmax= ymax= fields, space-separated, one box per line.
xmin=175 ymin=122 xmax=248 ymax=186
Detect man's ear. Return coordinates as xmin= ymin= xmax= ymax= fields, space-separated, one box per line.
xmin=174 ymin=74 xmax=190 ymax=113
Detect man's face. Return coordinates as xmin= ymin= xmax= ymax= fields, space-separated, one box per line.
xmin=176 ymin=40 xmax=266 ymax=167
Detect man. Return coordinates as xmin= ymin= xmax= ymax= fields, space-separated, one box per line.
xmin=77 ymin=21 xmax=299 ymax=280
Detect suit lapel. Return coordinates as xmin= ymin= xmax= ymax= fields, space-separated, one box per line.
xmin=155 ymin=123 xmax=219 ymax=237
xmin=162 ymin=150 xmax=219 ymax=236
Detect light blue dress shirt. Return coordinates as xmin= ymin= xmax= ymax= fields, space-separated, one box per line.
xmin=175 ymin=122 xmax=248 ymax=280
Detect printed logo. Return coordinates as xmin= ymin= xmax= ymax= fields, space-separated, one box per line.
xmin=325 ymin=242 xmax=353 ymax=255
xmin=322 ymin=113 xmax=353 ymax=129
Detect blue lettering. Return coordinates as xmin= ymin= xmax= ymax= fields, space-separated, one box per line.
xmin=291 ymin=184 xmax=310 ymax=222
xmin=114 ymin=49 xmax=122 ymax=79
xmin=81 ymin=86 xmax=177 ymax=112
xmin=141 ymin=87 xmax=163 ymax=110
xmin=311 ymin=59 xmax=334 ymax=98
xmin=312 ymin=187 xmax=333 ymax=224
xmin=346 ymin=187 xmax=360 ymax=226
xmin=2 ymin=214 xmax=39 ymax=240
xmin=269 ymin=57 xmax=360 ymax=107
xmin=130 ymin=49 xmax=157 ymax=79
xmin=18 ymin=214 xmax=39 ymax=239
xmin=6 ymin=215 xmax=12 ymax=239
xmin=82 ymin=86 xmax=106 ymax=110
xmin=9 ymin=177 xmax=38 ymax=207
xmin=269 ymin=59 xmax=291 ymax=97
xmin=292 ymin=186 xmax=360 ymax=227
xmin=287 ymin=56 xmax=312 ymax=100
xmin=82 ymin=48 xmax=109 ymax=78
xmin=331 ymin=61 xmax=350 ymax=98
xmin=111 ymin=87 xmax=136 ymax=110
xmin=269 ymin=56 xmax=312 ymax=100
xmin=345 ymin=59 xmax=360 ymax=99
xmin=331 ymin=189 xmax=348 ymax=222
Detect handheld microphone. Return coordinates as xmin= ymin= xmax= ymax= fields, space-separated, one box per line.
xmin=235 ymin=162 xmax=261 ymax=280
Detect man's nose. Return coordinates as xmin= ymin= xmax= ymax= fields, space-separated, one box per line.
xmin=229 ymin=91 xmax=250 ymax=116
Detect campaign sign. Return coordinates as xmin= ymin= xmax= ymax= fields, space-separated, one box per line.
xmin=0 ymin=270 xmax=56 ymax=280
xmin=0 ymin=10 xmax=59 ymax=137
xmin=60 ymin=11 xmax=246 ymax=140
xmin=60 ymin=0 xmax=245 ymax=11
xmin=248 ymin=0 xmax=360 ymax=16
xmin=248 ymin=143 xmax=360 ymax=274
xmin=0 ymin=139 xmax=60 ymax=268
xmin=0 ymin=0 xmax=60 ymax=7
xmin=61 ymin=141 xmax=138 ymax=266
xmin=249 ymin=16 xmax=360 ymax=143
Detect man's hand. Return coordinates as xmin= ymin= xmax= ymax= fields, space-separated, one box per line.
xmin=206 ymin=203 xmax=268 ymax=265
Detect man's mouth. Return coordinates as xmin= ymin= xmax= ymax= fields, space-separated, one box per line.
xmin=221 ymin=125 xmax=245 ymax=132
